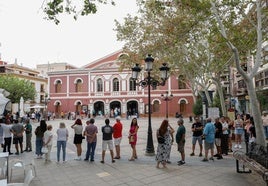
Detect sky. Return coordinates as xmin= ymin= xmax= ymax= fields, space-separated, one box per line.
xmin=0 ymin=0 xmax=138 ymax=69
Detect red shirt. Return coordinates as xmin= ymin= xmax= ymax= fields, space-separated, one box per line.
xmin=113 ymin=121 xmax=123 ymax=138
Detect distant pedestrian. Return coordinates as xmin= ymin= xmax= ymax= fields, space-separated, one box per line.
xmin=100 ymin=118 xmax=115 ymax=163
xmin=128 ymin=117 xmax=139 ymax=161
xmin=71 ymin=118 xmax=84 ymax=161
xmin=190 ymin=116 xmax=203 ymax=157
xmin=202 ymin=118 xmax=216 ymax=162
xmin=57 ymin=122 xmax=69 ymax=163
xmin=0 ymin=118 xmax=4 ymax=148
xmin=11 ymin=119 xmax=24 ymax=155
xmin=113 ymin=116 xmax=123 ymax=159
xmin=43 ymin=125 xmax=53 ymax=162
xmin=233 ymin=114 xmax=244 ymax=149
xmin=35 ymin=119 xmax=47 ymax=158
xmin=220 ymin=117 xmax=229 ymax=156
xmin=155 ymin=119 xmax=174 ymax=168
xmin=84 ymin=118 xmax=98 ymax=162
xmin=262 ymin=111 xmax=268 ymax=140
xmin=24 ymin=119 xmax=32 ymax=152
xmin=176 ymin=118 xmax=186 ymax=165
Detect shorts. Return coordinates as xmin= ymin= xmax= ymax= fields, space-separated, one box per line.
xmin=177 ymin=142 xmax=185 ymax=153
xmin=192 ymin=136 xmax=203 ymax=145
xmin=235 ymin=128 xmax=244 ymax=135
xmin=204 ymin=141 xmax=214 ymax=151
xmin=13 ymin=137 xmax=23 ymax=144
xmin=215 ymin=138 xmax=221 ymax=146
xmin=114 ymin=137 xmax=122 ymax=146
xmin=74 ymin=134 xmax=83 ymax=144
xmin=102 ymin=140 xmax=113 ymax=151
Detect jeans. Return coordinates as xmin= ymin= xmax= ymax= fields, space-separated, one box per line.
xmin=35 ymin=137 xmax=43 ymax=155
xmin=264 ymin=126 xmax=268 ymax=139
xmin=57 ymin=141 xmax=67 ymax=162
xmin=85 ymin=142 xmax=96 ymax=161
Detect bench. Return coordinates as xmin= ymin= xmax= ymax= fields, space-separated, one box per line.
xmin=233 ymin=150 xmax=268 ymax=186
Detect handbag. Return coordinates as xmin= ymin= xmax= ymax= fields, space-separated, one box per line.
xmin=157 ymin=135 xmax=165 ymax=144
xmin=41 ymin=146 xmax=48 ymax=154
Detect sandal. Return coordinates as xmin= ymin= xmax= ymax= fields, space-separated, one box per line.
xmin=128 ymin=158 xmax=135 ymax=161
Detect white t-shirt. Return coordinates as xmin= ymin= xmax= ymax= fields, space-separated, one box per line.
xmin=44 ymin=130 xmax=53 ymax=146
xmin=57 ymin=128 xmax=68 ymax=141
xmin=2 ymin=124 xmax=13 ymax=138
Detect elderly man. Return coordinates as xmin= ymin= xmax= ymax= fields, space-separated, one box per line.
xmin=202 ymin=118 xmax=216 ymax=162
xmin=176 ymin=118 xmax=186 ymax=166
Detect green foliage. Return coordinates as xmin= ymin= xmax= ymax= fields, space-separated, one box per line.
xmin=257 ymin=91 xmax=268 ymax=112
xmin=193 ymin=97 xmax=203 ymax=116
xmin=212 ymin=92 xmax=222 ymax=116
xmin=43 ymin=0 xmax=115 ymax=24
xmin=0 ymin=75 xmax=36 ymax=103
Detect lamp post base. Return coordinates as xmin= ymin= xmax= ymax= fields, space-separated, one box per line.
xmin=145 ymin=151 xmax=155 ymax=156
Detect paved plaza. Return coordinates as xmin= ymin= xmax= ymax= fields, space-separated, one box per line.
xmin=7 ymin=116 xmax=266 ymax=186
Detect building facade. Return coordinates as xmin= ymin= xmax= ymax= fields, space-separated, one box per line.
xmin=47 ymin=50 xmax=195 ymax=118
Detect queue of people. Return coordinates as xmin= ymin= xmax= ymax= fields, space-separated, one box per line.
xmin=0 ymin=112 xmax=266 ymax=168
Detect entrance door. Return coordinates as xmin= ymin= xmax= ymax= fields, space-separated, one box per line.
xmin=110 ymin=101 xmax=121 ymax=117
xmin=93 ymin=101 xmax=104 ymax=116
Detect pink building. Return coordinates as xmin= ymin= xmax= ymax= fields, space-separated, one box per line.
xmin=47 ymin=50 xmax=194 ymax=118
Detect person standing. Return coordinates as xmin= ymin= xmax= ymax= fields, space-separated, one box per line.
xmin=220 ymin=117 xmax=229 ymax=156
xmin=190 ymin=116 xmax=203 ymax=157
xmin=202 ymin=118 xmax=216 ymax=162
xmin=233 ymin=114 xmax=244 ymax=149
xmin=155 ymin=119 xmax=174 ymax=168
xmin=176 ymin=118 xmax=186 ymax=165
xmin=35 ymin=120 xmax=47 ymax=158
xmin=100 ymin=118 xmax=115 ymax=163
xmin=214 ymin=118 xmax=223 ymax=159
xmin=2 ymin=118 xmax=13 ymax=155
xmin=262 ymin=111 xmax=268 ymax=140
xmin=128 ymin=117 xmax=139 ymax=161
xmin=11 ymin=119 xmax=24 ymax=155
xmin=43 ymin=125 xmax=53 ymax=162
xmin=57 ymin=122 xmax=69 ymax=163
xmin=84 ymin=118 xmax=98 ymax=162
xmin=71 ymin=118 xmax=84 ymax=161
xmin=24 ymin=119 xmax=32 ymax=152
xmin=113 ymin=116 xmax=123 ymax=159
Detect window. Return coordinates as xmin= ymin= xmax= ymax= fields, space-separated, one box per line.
xmin=76 ymin=79 xmax=82 ymax=92
xmin=97 ymin=78 xmax=103 ymax=92
xmin=178 ymin=75 xmax=186 ymax=89
xmin=55 ymin=80 xmax=62 ymax=93
xmin=113 ymin=78 xmax=119 ymax=91
xmin=153 ymin=100 xmax=160 ymax=112
xmin=129 ymin=78 xmax=136 ymax=91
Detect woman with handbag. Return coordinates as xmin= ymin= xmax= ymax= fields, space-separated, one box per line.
xmin=128 ymin=117 xmax=139 ymax=161
xmin=155 ymin=119 xmax=174 ymax=168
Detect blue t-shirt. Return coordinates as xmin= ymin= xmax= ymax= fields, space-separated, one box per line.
xmin=203 ymin=122 xmax=215 ymax=143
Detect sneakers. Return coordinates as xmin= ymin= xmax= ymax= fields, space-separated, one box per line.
xmin=234 ymin=144 xmax=238 ymax=148
xmin=202 ymin=158 xmax=208 ymax=162
xmin=217 ymin=156 xmax=223 ymax=160
xmin=114 ymin=156 xmax=120 ymax=159
xmin=239 ymin=145 xmax=242 ymax=149
xmin=177 ymin=160 xmax=185 ymax=165
xmin=74 ymin=157 xmax=82 ymax=161
xmin=199 ymin=153 xmax=202 ymax=157
xmin=209 ymin=157 xmax=214 ymax=161
xmin=190 ymin=152 xmax=195 ymax=156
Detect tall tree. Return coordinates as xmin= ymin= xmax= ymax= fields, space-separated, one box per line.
xmin=42 ymin=0 xmax=115 ymax=24
xmin=0 ymin=75 xmax=36 ymax=103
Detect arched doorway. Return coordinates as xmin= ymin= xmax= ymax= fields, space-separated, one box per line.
xmin=54 ymin=102 xmax=61 ymax=118
xmin=110 ymin=101 xmax=121 ymax=118
xmin=75 ymin=101 xmax=82 ymax=115
xmin=93 ymin=101 xmax=104 ymax=116
xmin=179 ymin=100 xmax=187 ymax=116
xmin=127 ymin=100 xmax=138 ymax=116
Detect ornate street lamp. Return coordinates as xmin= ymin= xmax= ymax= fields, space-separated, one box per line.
xmin=44 ymin=96 xmax=51 ymax=121
xmin=161 ymin=91 xmax=173 ymax=119
xmin=131 ymin=54 xmax=170 ymax=155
